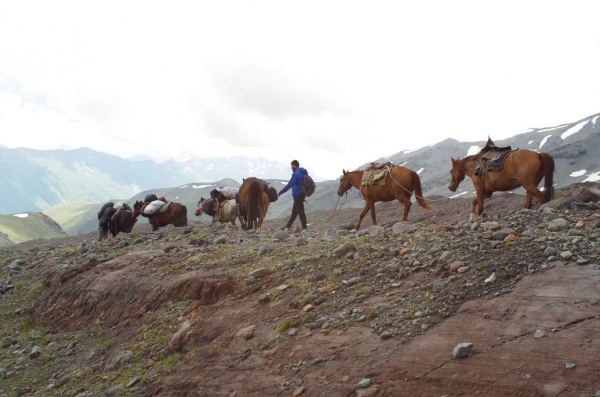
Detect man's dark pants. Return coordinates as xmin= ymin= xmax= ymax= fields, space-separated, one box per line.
xmin=286 ymin=193 xmax=307 ymax=229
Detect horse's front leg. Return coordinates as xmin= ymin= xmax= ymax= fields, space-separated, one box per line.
xmin=370 ymin=201 xmax=377 ymax=225
xmin=356 ymin=201 xmax=372 ymax=230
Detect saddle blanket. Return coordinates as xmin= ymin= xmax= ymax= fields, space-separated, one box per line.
xmin=362 ymin=162 xmax=394 ymax=187
xmin=217 ymin=186 xmax=238 ymax=199
xmin=475 ymin=150 xmax=516 ymax=176
xmin=143 ymin=200 xmax=169 ymax=215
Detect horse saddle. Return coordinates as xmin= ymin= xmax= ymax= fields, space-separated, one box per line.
xmin=157 ymin=201 xmax=171 ymax=214
xmin=478 ymin=137 xmax=512 ymax=160
xmin=474 ymin=150 xmax=516 ymax=176
xmin=362 ymin=162 xmax=394 ymax=187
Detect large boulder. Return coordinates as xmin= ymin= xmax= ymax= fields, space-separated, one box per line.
xmin=333 ymin=242 xmax=357 ymax=258
xmin=547 ymin=218 xmax=569 ymax=231
xmin=392 ymin=222 xmax=416 ymax=235
xmin=367 ymin=225 xmax=386 ymax=238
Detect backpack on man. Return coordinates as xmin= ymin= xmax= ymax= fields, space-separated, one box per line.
xmin=301 ymin=173 xmax=316 ymax=197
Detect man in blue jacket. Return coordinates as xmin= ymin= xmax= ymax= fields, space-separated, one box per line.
xmin=279 ymin=160 xmax=308 ymax=230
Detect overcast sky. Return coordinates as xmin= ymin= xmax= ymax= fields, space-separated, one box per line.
xmin=1 ymin=1 xmax=599 ymax=180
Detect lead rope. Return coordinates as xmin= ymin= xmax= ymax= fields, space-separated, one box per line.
xmin=385 ymin=165 xmax=448 ymax=203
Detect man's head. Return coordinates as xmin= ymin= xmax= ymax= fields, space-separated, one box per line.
xmin=291 ymin=160 xmax=299 ymax=171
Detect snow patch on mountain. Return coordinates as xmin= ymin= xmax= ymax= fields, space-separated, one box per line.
xmin=570 ymin=169 xmax=587 ymax=177
xmin=539 ymin=135 xmax=552 ymax=149
xmin=561 ymin=119 xmax=588 ymax=140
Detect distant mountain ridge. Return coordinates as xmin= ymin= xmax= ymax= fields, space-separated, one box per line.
xmin=0 ymin=146 xmax=290 ymax=214
xmin=2 ymin=111 xmax=599 ymax=243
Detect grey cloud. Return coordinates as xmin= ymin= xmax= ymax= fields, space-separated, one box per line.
xmin=211 ymin=65 xmax=346 ymax=120
xmin=0 ymin=74 xmax=54 ymax=110
xmin=77 ymin=95 xmax=122 ymax=126
xmin=203 ymin=109 xmax=263 ymax=147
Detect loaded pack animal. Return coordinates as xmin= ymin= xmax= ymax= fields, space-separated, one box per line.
xmin=134 ymin=200 xmax=188 ymax=231
xmin=448 ymin=138 xmax=555 ymax=220
xmin=97 ymin=202 xmax=139 ymax=240
xmin=195 ymin=197 xmax=245 ymax=228
xmin=238 ymin=177 xmax=270 ymax=231
xmin=337 ymin=164 xmax=436 ymax=230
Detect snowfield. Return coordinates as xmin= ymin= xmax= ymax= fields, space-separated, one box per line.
xmin=561 ymin=119 xmax=588 ymax=140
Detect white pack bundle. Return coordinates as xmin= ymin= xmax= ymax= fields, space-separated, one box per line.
xmin=113 ymin=201 xmax=125 ymax=210
xmin=143 ymin=200 xmax=166 ymax=215
xmin=218 ymin=186 xmax=238 ymax=199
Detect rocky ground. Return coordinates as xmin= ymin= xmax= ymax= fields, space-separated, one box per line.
xmin=1 ymin=183 xmax=600 ymax=397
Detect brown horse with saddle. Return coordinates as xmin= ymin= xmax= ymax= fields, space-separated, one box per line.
xmin=337 ymin=163 xmax=436 ymax=230
xmin=133 ymin=199 xmax=188 ymax=231
xmin=449 ymin=138 xmax=555 ymax=219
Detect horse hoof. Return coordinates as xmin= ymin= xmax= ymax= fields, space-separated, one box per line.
xmin=469 ymin=213 xmax=477 ymax=223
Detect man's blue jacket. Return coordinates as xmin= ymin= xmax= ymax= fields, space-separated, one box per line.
xmin=279 ymin=167 xmax=307 ymax=197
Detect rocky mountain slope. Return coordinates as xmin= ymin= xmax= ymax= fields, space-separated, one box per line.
xmin=1 ymin=182 xmax=599 ymax=396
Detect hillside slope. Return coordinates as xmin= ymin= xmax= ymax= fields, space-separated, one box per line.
xmin=0 ymin=212 xmax=67 ymax=245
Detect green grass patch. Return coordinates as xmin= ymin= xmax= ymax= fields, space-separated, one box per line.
xmin=276 ymin=318 xmax=293 ymax=332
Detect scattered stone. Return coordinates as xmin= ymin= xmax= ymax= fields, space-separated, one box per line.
xmin=544 ymin=247 xmax=558 ymax=257
xmin=567 ymin=229 xmax=584 ymax=236
xmin=324 ymin=228 xmax=337 ymax=238
xmin=303 ymin=304 xmax=314 ymax=312
xmin=303 ymin=293 xmax=317 ymax=304
xmin=547 ymin=218 xmax=569 ymax=231
xmin=273 ymin=231 xmax=290 ymax=241
xmin=293 ymin=238 xmax=307 ymax=246
xmin=503 ymin=234 xmax=517 ymax=242
xmin=449 ymin=261 xmax=465 ymax=272
xmin=0 ymin=337 xmax=17 ymax=348
xmin=214 ymin=236 xmax=228 ymax=245
xmin=29 ymin=345 xmax=42 ymax=359
xmin=439 ymin=251 xmax=452 ymax=263
xmin=453 ymin=342 xmax=473 ymax=358
xmin=380 ymin=331 xmax=392 ymax=340
xmin=399 ymin=248 xmax=411 ymax=256
xmin=367 ymin=225 xmax=386 ymax=238
xmin=357 ymin=378 xmax=371 ymax=388
xmin=126 ymin=377 xmax=140 ymax=388
xmin=483 ymin=222 xmax=499 ymax=230
xmin=559 ymin=251 xmax=573 ymax=261
xmin=258 ymin=293 xmax=270 ymax=304
xmin=258 ymin=244 xmax=274 ymax=255
xmin=493 ymin=229 xmax=516 ymax=241
xmin=392 ymin=222 xmax=416 ymax=235
xmin=333 ymin=242 xmax=357 ymax=258
xmin=234 ymin=325 xmax=256 ymax=340
xmin=338 ymin=223 xmax=356 ymax=230
xmin=457 ymin=266 xmax=470 ymax=273
xmin=565 ymin=363 xmax=576 ymax=370
xmin=576 ymin=259 xmax=590 ymax=265
xmin=484 ymin=273 xmax=496 ymax=283
xmin=534 ymin=330 xmax=545 ymax=339
xmin=288 ymin=328 xmax=298 ymax=336
xmin=432 ymin=282 xmax=446 ymax=293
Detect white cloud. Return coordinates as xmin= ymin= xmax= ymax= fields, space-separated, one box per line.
xmin=1 ymin=1 xmax=600 ymax=179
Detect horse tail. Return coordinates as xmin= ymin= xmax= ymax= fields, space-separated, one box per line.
xmin=248 ymin=180 xmax=261 ymax=230
xmin=179 ymin=204 xmax=188 ymax=226
xmin=410 ymin=170 xmax=436 ymax=212
xmin=540 ymin=152 xmax=555 ymax=203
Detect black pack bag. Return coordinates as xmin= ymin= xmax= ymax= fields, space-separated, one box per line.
xmin=301 ymin=173 xmax=316 ymax=197
xmin=261 ymin=180 xmax=269 ymax=192
xmin=201 ymin=198 xmax=217 ymax=217
xmin=98 ymin=202 xmax=114 ymax=220
xmin=266 ymin=187 xmax=278 ymax=202
xmin=144 ymin=194 xmax=158 ymax=204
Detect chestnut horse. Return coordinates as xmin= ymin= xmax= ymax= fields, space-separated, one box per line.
xmin=133 ymin=200 xmax=188 ymax=231
xmin=238 ymin=177 xmax=269 ymax=231
xmin=337 ymin=166 xmax=436 ymax=230
xmin=448 ymin=150 xmax=554 ymax=219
